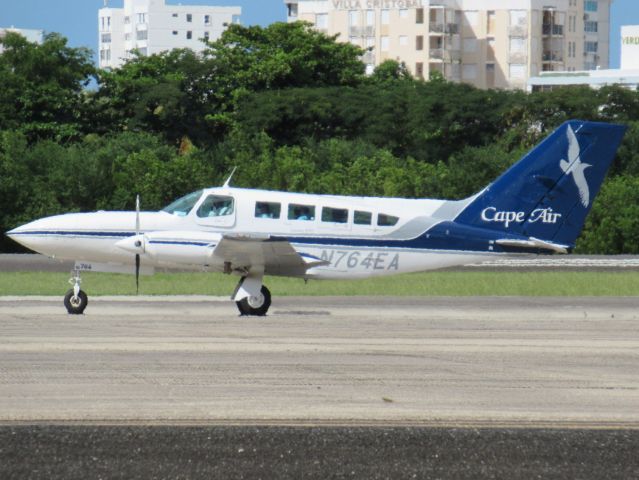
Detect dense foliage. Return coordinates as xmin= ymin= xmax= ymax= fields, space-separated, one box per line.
xmin=1 ymin=23 xmax=639 ymax=253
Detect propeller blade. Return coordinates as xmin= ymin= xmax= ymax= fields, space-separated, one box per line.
xmin=135 ymin=195 xmax=141 ymax=294
xmin=135 ymin=194 xmax=140 ymax=235
xmin=135 ymin=253 xmax=140 ymax=295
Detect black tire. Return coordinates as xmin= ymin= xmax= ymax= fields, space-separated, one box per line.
xmin=236 ymin=285 xmax=271 ymax=317
xmin=64 ymin=289 xmax=88 ymax=315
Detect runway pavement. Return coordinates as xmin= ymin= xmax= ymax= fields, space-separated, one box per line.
xmin=0 ymin=295 xmax=638 ymax=427
xmin=1 ymin=296 xmax=639 ymax=477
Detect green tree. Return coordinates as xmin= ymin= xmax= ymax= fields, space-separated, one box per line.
xmin=577 ymin=175 xmax=639 ymax=254
xmin=0 ymin=32 xmax=95 ymax=142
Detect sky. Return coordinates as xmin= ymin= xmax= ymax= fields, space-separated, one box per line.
xmin=0 ymin=0 xmax=637 ymax=68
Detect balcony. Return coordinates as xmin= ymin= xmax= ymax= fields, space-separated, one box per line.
xmin=542 ymin=51 xmax=564 ymax=62
xmin=349 ymin=26 xmax=374 ymax=37
xmin=509 ymin=52 xmax=528 ymax=63
xmin=509 ymin=25 xmax=528 ymax=37
xmin=429 ymin=22 xmax=459 ymax=35
xmin=362 ymin=51 xmax=375 ymax=64
xmin=444 ymin=50 xmax=461 ymax=62
xmin=542 ymin=24 xmax=564 ymax=36
xmin=429 ymin=48 xmax=444 ymax=60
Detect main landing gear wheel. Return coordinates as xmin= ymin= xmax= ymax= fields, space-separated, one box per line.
xmin=64 ymin=289 xmax=88 ymax=315
xmin=236 ymin=285 xmax=271 ymax=317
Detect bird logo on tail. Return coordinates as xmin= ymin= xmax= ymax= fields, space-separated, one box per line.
xmin=559 ymin=124 xmax=591 ymax=208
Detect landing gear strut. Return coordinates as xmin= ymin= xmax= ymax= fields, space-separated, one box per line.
xmin=64 ymin=270 xmax=88 ymax=314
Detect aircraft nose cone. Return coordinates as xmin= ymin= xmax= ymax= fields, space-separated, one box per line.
xmin=115 ymin=235 xmax=146 ymax=255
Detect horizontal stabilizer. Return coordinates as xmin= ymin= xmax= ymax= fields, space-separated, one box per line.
xmin=495 ymin=237 xmax=569 ymax=254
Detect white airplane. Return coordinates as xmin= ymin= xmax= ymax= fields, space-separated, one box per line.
xmin=7 ymin=120 xmax=626 ymax=316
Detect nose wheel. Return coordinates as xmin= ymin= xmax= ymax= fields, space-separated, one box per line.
xmin=64 ymin=271 xmax=88 ymax=314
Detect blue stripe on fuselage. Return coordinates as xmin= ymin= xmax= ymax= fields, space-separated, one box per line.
xmin=9 ymin=224 xmax=549 ymax=254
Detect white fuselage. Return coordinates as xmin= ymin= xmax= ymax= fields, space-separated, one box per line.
xmin=7 ymin=186 xmax=514 ymax=279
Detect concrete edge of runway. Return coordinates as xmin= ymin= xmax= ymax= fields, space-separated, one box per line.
xmin=1 ymin=419 xmax=639 ymax=430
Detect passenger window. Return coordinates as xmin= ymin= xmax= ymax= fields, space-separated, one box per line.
xmin=255 ymin=201 xmax=281 ymax=219
xmin=288 ymin=204 xmax=315 ymax=221
xmin=377 ymin=213 xmax=399 ymax=227
xmin=321 ymin=207 xmax=348 ymax=224
xmin=354 ymin=210 xmax=372 ymax=225
xmin=197 ymin=195 xmax=234 ymax=218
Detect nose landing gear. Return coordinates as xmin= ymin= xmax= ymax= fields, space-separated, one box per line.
xmin=64 ymin=271 xmax=88 ymax=314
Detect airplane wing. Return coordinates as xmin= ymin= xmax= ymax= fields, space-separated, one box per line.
xmin=211 ymin=234 xmax=329 ymax=276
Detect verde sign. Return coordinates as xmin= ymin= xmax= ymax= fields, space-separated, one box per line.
xmin=622 ymin=36 xmax=639 ymax=45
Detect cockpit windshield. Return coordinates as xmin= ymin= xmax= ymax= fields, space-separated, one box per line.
xmin=161 ymin=190 xmax=203 ymax=216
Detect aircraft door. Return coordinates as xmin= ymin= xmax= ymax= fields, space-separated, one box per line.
xmin=194 ymin=194 xmax=236 ymax=228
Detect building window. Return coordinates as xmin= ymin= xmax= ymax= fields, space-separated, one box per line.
xmin=137 ymin=13 xmax=146 ymax=24
xmin=381 ymin=36 xmax=389 ymax=51
xmin=204 ymin=31 xmax=210 ymax=40
xmin=138 ymin=47 xmax=148 ymax=56
xmin=510 ymin=10 xmax=526 ymax=27
xmin=124 ymin=16 xmax=131 ymax=24
xmin=366 ymin=10 xmax=374 ymax=26
xmin=137 ymin=30 xmax=147 ymax=40
xmin=585 ymin=1 xmax=598 ymax=12
xmin=510 ymin=37 xmax=526 ymax=54
xmin=381 ymin=9 xmax=390 ymax=25
xmin=186 ymin=31 xmax=192 ymax=40
xmin=415 ymin=62 xmax=424 ymax=79
xmin=487 ymin=11 xmax=496 ymax=35
xmin=232 ymin=14 xmax=240 ymax=24
xmin=462 ymin=63 xmax=477 ymax=80
xmin=315 ymin=13 xmax=328 ymax=29
xmin=585 ymin=41 xmax=598 ymax=53
xmin=399 ymin=35 xmax=408 ymax=46
xmin=416 ymin=35 xmax=423 ymax=51
xmin=172 ymin=31 xmax=178 ymax=35
xmin=172 ymin=13 xmax=178 ymax=18
xmin=366 ymin=36 xmax=375 ymax=49
xmin=101 ymin=33 xmax=111 ymax=43
xmin=287 ymin=3 xmax=298 ymax=17
xmin=585 ymin=21 xmax=598 ymax=33
xmin=465 ymin=11 xmax=479 ymax=27
xmin=187 ymin=13 xmax=192 ymax=22
xmin=416 ymin=8 xmax=424 ymax=24
xmin=463 ymin=37 xmax=478 ymax=52
xmin=125 ymin=33 xmax=131 ymax=40
xmin=509 ymin=64 xmax=527 ymax=79
xmin=349 ymin=10 xmax=359 ymax=26
xmin=399 ymin=9 xmax=408 ymax=19
xmin=204 ymin=15 xmax=211 ymax=25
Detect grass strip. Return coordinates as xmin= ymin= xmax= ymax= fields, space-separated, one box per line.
xmin=0 ymin=271 xmax=638 ymax=297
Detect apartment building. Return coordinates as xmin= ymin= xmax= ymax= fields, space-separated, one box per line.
xmin=98 ymin=0 xmax=241 ymax=69
xmin=0 ymin=27 xmax=44 ymax=54
xmin=529 ymin=25 xmax=639 ymax=91
xmin=284 ymin=0 xmax=612 ymax=90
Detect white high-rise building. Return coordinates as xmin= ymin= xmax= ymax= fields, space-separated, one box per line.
xmin=98 ymin=0 xmax=241 ymax=69
xmin=284 ymin=0 xmax=612 ymax=90
xmin=0 ymin=27 xmax=44 ymax=54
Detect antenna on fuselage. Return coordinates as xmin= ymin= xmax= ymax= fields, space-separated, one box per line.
xmin=222 ymin=167 xmax=237 ymax=188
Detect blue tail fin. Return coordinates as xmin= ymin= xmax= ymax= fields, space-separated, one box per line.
xmin=455 ymin=120 xmax=626 ymax=247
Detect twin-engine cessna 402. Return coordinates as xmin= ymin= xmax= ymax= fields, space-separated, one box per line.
xmin=7 ymin=120 xmax=626 ymax=316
